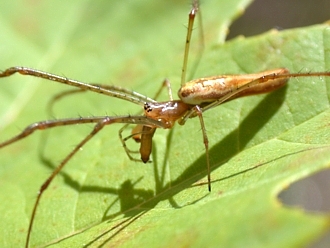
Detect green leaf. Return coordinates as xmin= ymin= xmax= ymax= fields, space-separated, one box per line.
xmin=0 ymin=0 xmax=329 ymax=248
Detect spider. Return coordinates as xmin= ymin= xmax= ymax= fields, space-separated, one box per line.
xmin=0 ymin=1 xmax=329 ymax=247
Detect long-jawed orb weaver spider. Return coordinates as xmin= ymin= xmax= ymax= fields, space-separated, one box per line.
xmin=0 ymin=1 xmax=330 ymax=247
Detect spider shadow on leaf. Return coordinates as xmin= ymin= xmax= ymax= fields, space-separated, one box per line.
xmin=36 ymin=84 xmax=287 ymax=246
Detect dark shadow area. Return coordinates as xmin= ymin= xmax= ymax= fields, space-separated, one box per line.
xmin=278 ymin=168 xmax=330 ymax=248
xmin=227 ymin=0 xmax=330 ymax=40
xmin=278 ymin=168 xmax=330 ymax=213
